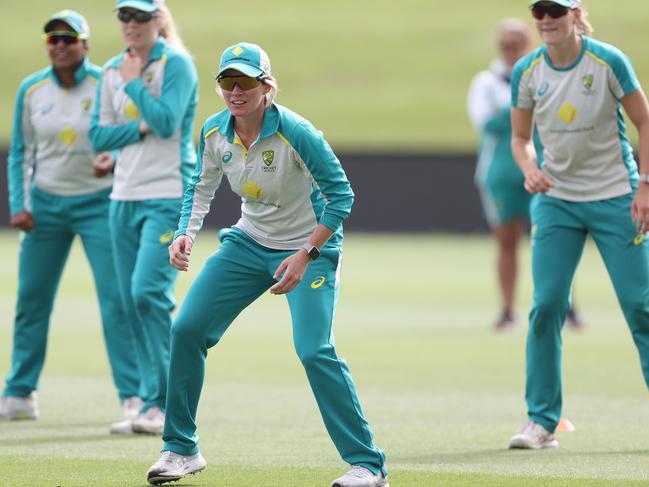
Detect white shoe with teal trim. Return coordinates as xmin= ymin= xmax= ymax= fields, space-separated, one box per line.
xmin=132 ymin=407 xmax=165 ymax=435
xmin=123 ymin=396 xmax=144 ymax=419
xmin=146 ymin=451 xmax=207 ymax=485
xmin=331 ymin=466 xmax=389 ymax=487
xmin=0 ymin=392 xmax=39 ymax=420
xmin=509 ymin=420 xmax=559 ymax=449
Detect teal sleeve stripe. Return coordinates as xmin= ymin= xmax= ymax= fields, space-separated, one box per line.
xmin=510 ymin=49 xmax=542 ymax=107
xmin=285 ymin=120 xmax=354 ymax=232
xmin=175 ymin=124 xmax=206 ymax=239
xmin=587 ymin=39 xmax=640 ymax=96
xmin=8 ymin=70 xmax=50 ymax=215
xmin=124 ymin=52 xmax=198 ymax=139
xmin=483 ymin=107 xmax=511 ymax=134
xmin=89 ymin=71 xmax=141 ymax=151
xmin=8 ymin=80 xmax=32 ymax=214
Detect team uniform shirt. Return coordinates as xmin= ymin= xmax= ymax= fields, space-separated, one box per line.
xmin=90 ymin=37 xmax=198 ymax=201
xmin=468 ymin=59 xmax=526 ymax=192
xmin=8 ymin=58 xmax=111 ymax=215
xmin=512 ymin=36 xmax=640 ymax=202
xmin=177 ymin=103 xmax=354 ymax=250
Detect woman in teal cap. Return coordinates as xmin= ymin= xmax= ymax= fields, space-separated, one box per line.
xmin=0 ymin=10 xmax=141 ymax=427
xmin=90 ymin=0 xmax=198 ymax=435
xmin=145 ymin=42 xmax=388 ymax=487
xmin=508 ymin=0 xmax=649 ymax=449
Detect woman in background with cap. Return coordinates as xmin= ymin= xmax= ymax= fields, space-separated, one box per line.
xmin=0 ymin=10 xmax=140 ymax=426
xmin=89 ymin=0 xmax=198 ymax=436
xmin=145 ymin=42 xmax=388 ymax=487
xmin=508 ymin=0 xmax=649 ymax=449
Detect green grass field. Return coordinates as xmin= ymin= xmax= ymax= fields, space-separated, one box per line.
xmin=3 ymin=1 xmax=649 ymax=150
xmin=1 ymin=231 xmax=649 ymax=486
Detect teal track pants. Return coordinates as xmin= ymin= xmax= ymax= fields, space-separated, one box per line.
xmin=109 ymin=199 xmax=181 ymax=411
xmin=527 ymin=193 xmax=649 ymax=432
xmin=4 ymin=187 xmax=139 ymax=400
xmin=162 ymin=228 xmax=387 ymax=476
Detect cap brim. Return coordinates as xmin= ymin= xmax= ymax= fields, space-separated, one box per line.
xmin=116 ymin=1 xmax=158 ymax=12
xmin=216 ymin=62 xmax=264 ymax=79
xmin=43 ymin=18 xmax=88 ymax=38
xmin=530 ymin=0 xmax=572 ymax=6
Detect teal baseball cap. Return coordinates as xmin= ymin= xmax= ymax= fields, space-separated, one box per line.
xmin=116 ymin=0 xmax=164 ymax=13
xmin=530 ymin=0 xmax=581 ymax=6
xmin=216 ymin=43 xmax=272 ymax=79
xmin=44 ymin=10 xmax=90 ymax=39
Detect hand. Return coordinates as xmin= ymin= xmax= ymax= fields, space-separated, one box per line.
xmin=119 ymin=51 xmax=143 ymax=83
xmin=270 ymin=250 xmax=311 ymax=295
xmin=632 ymin=183 xmax=649 ymax=233
xmin=139 ymin=120 xmax=150 ymax=136
xmin=168 ymin=235 xmax=193 ymax=271
xmin=523 ymin=167 xmax=555 ymax=194
xmin=93 ymin=152 xmax=115 ymax=178
xmin=10 ymin=211 xmax=34 ymax=232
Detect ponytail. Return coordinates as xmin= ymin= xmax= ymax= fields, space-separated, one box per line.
xmin=575 ymin=8 xmax=593 ymax=36
xmin=157 ymin=6 xmax=189 ymax=53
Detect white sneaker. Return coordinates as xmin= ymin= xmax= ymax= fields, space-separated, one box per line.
xmin=146 ymin=451 xmax=207 ymax=485
xmin=331 ymin=466 xmax=389 ymax=487
xmin=123 ymin=396 xmax=144 ymax=419
xmin=133 ymin=407 xmax=165 ymax=435
xmin=109 ymin=417 xmax=135 ymax=435
xmin=0 ymin=392 xmax=39 ymax=420
xmin=109 ymin=397 xmax=144 ymax=434
xmin=509 ymin=420 xmax=559 ymax=449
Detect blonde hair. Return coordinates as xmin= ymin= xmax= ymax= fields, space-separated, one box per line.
xmin=157 ymin=6 xmax=188 ymax=53
xmin=498 ymin=17 xmax=533 ymax=43
xmin=574 ymin=7 xmax=593 ymax=36
xmin=215 ymin=75 xmax=279 ymax=108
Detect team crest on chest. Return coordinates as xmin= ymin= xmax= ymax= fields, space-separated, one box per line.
xmin=262 ymin=150 xmax=276 ymax=172
xmin=582 ymin=74 xmax=593 ymax=90
xmin=81 ymin=98 xmax=92 ymax=111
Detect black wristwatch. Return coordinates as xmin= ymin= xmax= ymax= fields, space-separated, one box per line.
xmin=300 ymin=243 xmax=320 ymax=261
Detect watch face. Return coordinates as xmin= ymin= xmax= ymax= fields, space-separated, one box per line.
xmin=308 ymin=246 xmax=320 ymax=260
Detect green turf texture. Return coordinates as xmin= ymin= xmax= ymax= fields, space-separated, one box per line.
xmin=2 ymin=1 xmax=649 ymax=150
xmin=1 ymin=231 xmax=649 ymax=485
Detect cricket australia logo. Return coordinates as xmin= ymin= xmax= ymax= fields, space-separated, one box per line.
xmin=581 ymin=74 xmax=595 ymax=95
xmin=262 ymin=150 xmax=276 ymax=172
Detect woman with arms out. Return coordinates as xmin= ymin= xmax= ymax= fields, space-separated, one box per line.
xmin=145 ymin=43 xmax=389 ymax=487
xmin=508 ymin=0 xmax=649 ymax=449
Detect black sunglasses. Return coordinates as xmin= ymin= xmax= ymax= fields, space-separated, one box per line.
xmin=43 ymin=31 xmax=81 ymax=45
xmin=531 ymin=4 xmax=570 ymax=20
xmin=117 ymin=9 xmax=158 ymax=23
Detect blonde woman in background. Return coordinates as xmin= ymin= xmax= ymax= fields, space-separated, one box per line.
xmin=468 ymin=19 xmax=584 ymax=331
xmin=90 ymin=0 xmax=198 ymax=435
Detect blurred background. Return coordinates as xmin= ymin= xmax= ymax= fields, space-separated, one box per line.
xmin=2 ymin=0 xmax=648 ymax=233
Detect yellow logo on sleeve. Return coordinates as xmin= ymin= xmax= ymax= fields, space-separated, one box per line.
xmin=310 ymin=276 xmax=326 ymax=289
xmin=59 ymin=127 xmax=78 ymax=146
xmin=124 ymin=100 xmax=140 ymax=120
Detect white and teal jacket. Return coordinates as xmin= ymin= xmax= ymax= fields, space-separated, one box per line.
xmin=8 ymin=58 xmax=111 ymax=215
xmin=89 ymin=37 xmax=198 ymax=201
xmin=176 ymin=103 xmax=354 ymax=250
xmin=512 ymin=36 xmax=640 ymax=201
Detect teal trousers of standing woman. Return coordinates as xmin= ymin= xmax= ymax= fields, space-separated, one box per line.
xmin=526 ymin=192 xmax=649 ymax=432
xmin=4 ymin=187 xmax=139 ymax=400
xmin=162 ymin=228 xmax=387 ymax=476
xmin=108 ymin=198 xmax=181 ymax=412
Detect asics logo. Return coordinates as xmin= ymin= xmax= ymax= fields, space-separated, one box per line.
xmin=310 ymin=276 xmax=325 ymax=289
